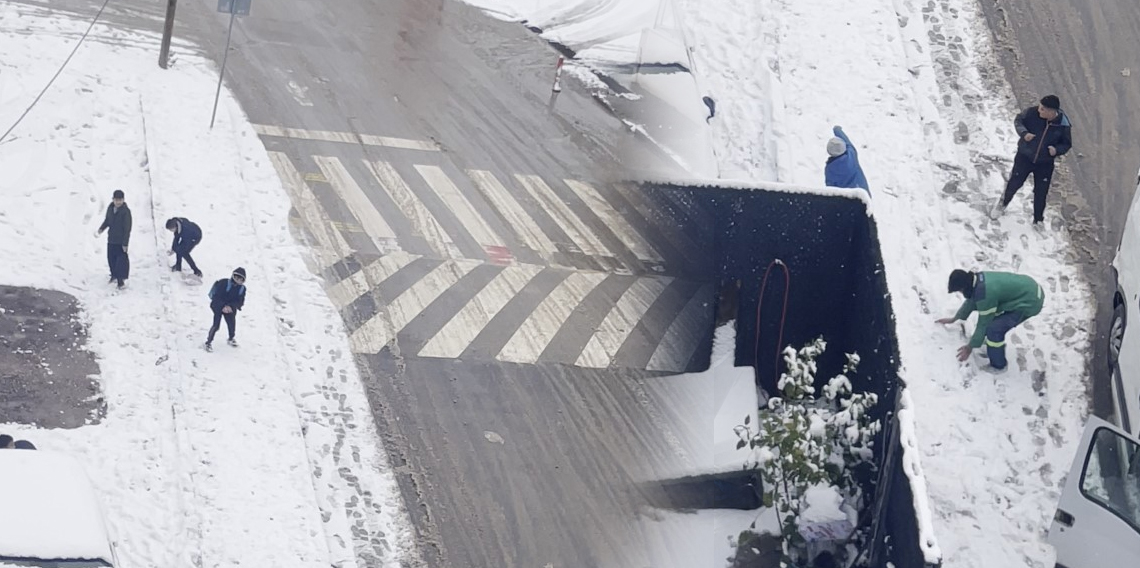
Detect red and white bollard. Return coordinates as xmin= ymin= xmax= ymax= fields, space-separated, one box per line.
xmin=551 ymin=56 xmax=564 ymax=93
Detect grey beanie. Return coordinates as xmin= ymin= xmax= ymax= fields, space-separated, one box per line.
xmin=826 ymin=137 xmax=847 ymax=157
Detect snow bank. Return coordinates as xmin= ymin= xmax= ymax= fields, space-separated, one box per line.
xmin=895 ymin=389 xmax=941 ymax=561
xmin=636 ymin=175 xmax=871 ymax=208
xmin=0 ymin=4 xmax=412 ymax=567
xmin=639 ymin=507 xmax=776 ymax=568
xmin=640 ymin=321 xmax=761 ymax=481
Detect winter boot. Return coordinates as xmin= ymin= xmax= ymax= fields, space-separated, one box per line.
xmin=116 ymin=279 xmax=125 ymax=290
xmin=193 ymin=269 xmax=203 ymax=278
xmin=204 ymin=342 xmax=213 ymax=352
xmin=989 ymin=197 xmax=1006 ymax=220
xmin=227 ymin=338 xmax=238 ymax=347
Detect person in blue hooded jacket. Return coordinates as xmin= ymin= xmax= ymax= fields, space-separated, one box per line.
xmin=166 ymin=217 xmax=203 ymax=277
xmin=205 ymin=267 xmax=247 ymax=351
xmin=824 ymin=126 xmax=870 ymax=194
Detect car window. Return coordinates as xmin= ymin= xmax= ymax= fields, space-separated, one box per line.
xmin=1080 ymin=427 xmax=1140 ymax=533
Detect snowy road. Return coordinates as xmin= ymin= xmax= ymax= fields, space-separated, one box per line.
xmin=0 ymin=0 xmax=717 ymax=566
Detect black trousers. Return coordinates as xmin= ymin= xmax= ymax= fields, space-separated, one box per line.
xmin=1001 ymin=154 xmax=1055 ymax=223
xmin=106 ymin=243 xmax=130 ymax=281
xmin=207 ymin=308 xmax=237 ymax=343
xmin=173 ymin=238 xmax=201 ymax=273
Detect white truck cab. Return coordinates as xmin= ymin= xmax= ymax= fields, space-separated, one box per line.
xmin=1048 ymin=416 xmax=1140 ymax=567
xmin=1107 ymin=169 xmax=1140 ymax=435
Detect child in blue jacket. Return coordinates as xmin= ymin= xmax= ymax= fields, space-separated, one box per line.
xmin=205 ymin=267 xmax=247 ymax=351
xmin=824 ymin=125 xmax=870 ymax=194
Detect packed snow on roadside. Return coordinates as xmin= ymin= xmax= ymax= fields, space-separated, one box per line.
xmin=675 ymin=0 xmax=1092 ymax=565
xmin=0 ymin=4 xmax=412 ymax=567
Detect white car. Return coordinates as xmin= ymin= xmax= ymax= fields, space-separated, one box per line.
xmin=1048 ymin=416 xmax=1140 ymax=566
xmin=0 ymin=450 xmax=119 ymax=567
xmin=1108 ymin=168 xmax=1140 ymax=435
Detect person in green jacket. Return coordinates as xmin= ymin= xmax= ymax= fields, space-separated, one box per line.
xmin=936 ymin=269 xmax=1045 ymax=370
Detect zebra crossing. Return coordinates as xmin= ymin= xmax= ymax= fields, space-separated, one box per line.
xmin=258 ymin=125 xmax=713 ymax=371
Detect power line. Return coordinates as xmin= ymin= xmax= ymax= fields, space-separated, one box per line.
xmin=0 ymin=0 xmax=113 ymax=145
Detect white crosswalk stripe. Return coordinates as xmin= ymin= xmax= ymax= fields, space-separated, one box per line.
xmin=576 ymin=276 xmax=673 ymax=368
xmin=416 ymin=164 xmax=507 ymax=253
xmin=254 ymin=124 xmax=440 ymax=151
xmin=349 ymin=259 xmax=482 ymax=354
xmin=260 ymin=146 xmax=710 ymax=370
xmin=417 ymin=263 xmax=545 ymax=359
xmin=315 ymin=156 xmax=401 ymax=254
xmin=496 ymin=271 xmax=609 ymax=364
xmin=564 ymin=179 xmax=663 ymax=263
xmin=267 ymin=151 xmax=353 ymax=270
xmin=325 ymin=252 xmax=419 ymax=311
xmin=467 ymin=169 xmax=558 ymax=260
xmin=515 ymin=174 xmax=613 ymax=258
xmin=365 ymin=160 xmax=461 ymax=259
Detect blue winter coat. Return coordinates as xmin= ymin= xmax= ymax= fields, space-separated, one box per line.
xmin=824 ymin=126 xmax=870 ymax=193
xmin=171 ymin=218 xmax=202 ymax=249
xmin=208 ymin=278 xmax=246 ymax=312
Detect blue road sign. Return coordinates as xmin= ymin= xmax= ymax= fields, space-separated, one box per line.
xmin=217 ymin=0 xmax=251 ymax=16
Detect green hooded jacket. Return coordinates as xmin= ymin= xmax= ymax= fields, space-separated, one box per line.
xmin=953 ymin=271 xmax=1044 ymax=348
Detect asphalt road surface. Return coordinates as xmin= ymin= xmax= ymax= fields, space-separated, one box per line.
xmin=979 ymin=0 xmax=1140 ymax=417
xmin=153 ymin=0 xmax=710 ymax=566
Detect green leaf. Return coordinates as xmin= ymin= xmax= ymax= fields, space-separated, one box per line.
xmin=736 ymin=439 xmax=747 ymax=450
xmin=744 ymin=414 xmax=751 ymax=425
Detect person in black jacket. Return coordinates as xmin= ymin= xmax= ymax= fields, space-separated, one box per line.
xmin=991 ymin=95 xmax=1073 ymax=227
xmin=205 ymin=267 xmax=247 ymax=351
xmin=166 ymin=217 xmax=203 ymax=277
xmin=97 ymin=189 xmax=132 ymax=288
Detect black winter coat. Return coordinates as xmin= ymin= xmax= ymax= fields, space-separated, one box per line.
xmin=99 ymin=204 xmax=132 ymax=246
xmin=208 ymin=278 xmax=246 ymax=312
xmin=171 ymin=218 xmax=202 ymax=249
xmin=1014 ymin=106 xmax=1072 ymax=164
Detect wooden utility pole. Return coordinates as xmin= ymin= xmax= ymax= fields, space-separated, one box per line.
xmin=159 ymin=0 xmax=177 ymax=69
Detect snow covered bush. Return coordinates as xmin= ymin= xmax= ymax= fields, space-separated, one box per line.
xmin=732 ymin=337 xmax=882 ymax=567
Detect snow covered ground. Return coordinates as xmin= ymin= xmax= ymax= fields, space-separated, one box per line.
xmin=677 ymin=0 xmax=1091 ymax=566
xmin=458 ymin=0 xmax=1095 ymax=566
xmin=0 ymin=3 xmax=411 ymax=567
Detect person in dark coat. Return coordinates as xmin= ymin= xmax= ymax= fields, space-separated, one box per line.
xmin=166 ymin=217 xmax=203 ymax=277
xmin=97 ymin=189 xmax=132 ymax=289
xmin=205 ymin=267 xmax=247 ymax=351
xmin=824 ymin=125 xmax=870 ymax=194
xmin=991 ymin=95 xmax=1073 ymax=227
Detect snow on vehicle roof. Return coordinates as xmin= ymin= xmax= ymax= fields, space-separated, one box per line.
xmin=0 ymin=450 xmax=113 ymax=563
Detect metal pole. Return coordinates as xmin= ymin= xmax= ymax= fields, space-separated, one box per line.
xmin=209 ymin=9 xmax=237 ymax=129
xmin=159 ymin=0 xmax=177 ymax=69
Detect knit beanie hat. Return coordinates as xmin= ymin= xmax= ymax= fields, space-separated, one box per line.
xmin=826 ymin=137 xmax=847 ymax=157
xmin=232 ymin=267 xmax=247 ymax=280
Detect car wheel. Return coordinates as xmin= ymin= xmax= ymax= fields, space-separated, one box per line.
xmin=1109 ymin=301 xmax=1126 ymax=368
